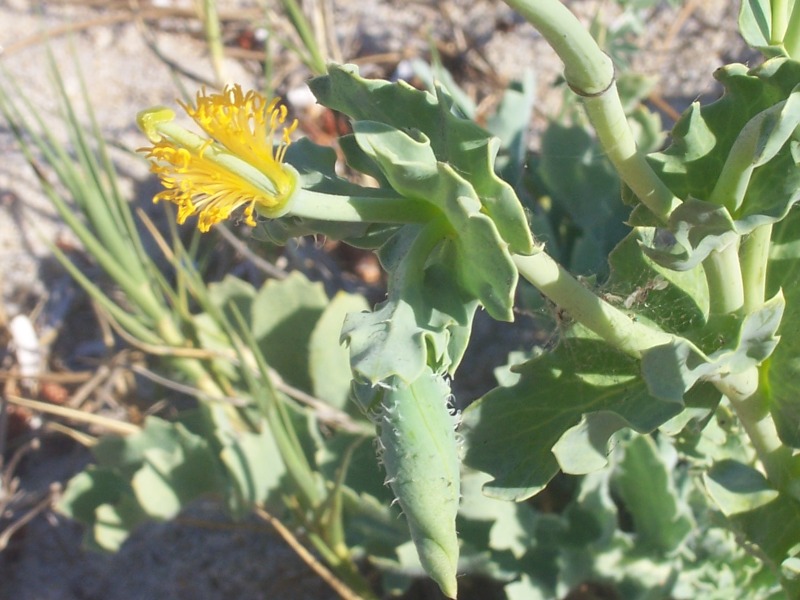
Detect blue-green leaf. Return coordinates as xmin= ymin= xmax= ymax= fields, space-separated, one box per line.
xmin=308 ymin=63 xmax=534 ymax=255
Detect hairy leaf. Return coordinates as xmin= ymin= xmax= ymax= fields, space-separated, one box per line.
xmin=355 ymin=368 xmax=461 ymax=598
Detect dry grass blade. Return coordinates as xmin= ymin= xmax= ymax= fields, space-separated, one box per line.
xmin=253 ymin=505 xmax=367 ymax=600
xmin=6 ymin=394 xmax=139 ymax=436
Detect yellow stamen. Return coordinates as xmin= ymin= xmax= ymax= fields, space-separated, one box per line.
xmin=137 ymin=85 xmax=298 ymax=232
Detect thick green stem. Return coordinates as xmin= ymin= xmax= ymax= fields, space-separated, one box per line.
xmin=513 ymin=252 xmax=673 ymax=357
xmin=504 ymin=0 xmax=614 ymax=95
xmin=740 ymin=224 xmax=773 ymax=312
xmin=785 ymin=0 xmax=800 ymax=58
xmin=582 ymin=86 xmax=681 ymax=220
xmin=504 ymin=0 xmax=679 ymax=222
xmin=704 ymin=242 xmax=745 ymax=315
xmin=772 ymin=0 xmax=790 ymax=44
xmin=716 ymin=367 xmax=793 ymax=490
xmin=289 ymin=189 xmax=439 ymax=224
xmin=709 ymin=97 xmax=797 ymax=214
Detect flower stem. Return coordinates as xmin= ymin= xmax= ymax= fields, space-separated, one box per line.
xmin=513 ymin=252 xmax=673 ymax=358
xmin=716 ymin=366 xmax=794 ymax=491
xmin=582 ymin=86 xmax=681 ymax=220
xmin=785 ymin=0 xmax=800 ymax=58
xmin=740 ymin=224 xmax=773 ymax=312
xmin=504 ymin=0 xmax=614 ymax=95
xmin=772 ymin=0 xmax=790 ymax=44
xmin=704 ymin=242 xmax=745 ymax=316
xmin=504 ymin=0 xmax=680 ymax=222
xmin=290 ymin=189 xmax=439 ymax=224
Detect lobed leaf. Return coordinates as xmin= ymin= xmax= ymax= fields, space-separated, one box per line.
xmin=461 ymin=330 xmax=686 ymax=501
xmin=352 ymin=121 xmax=518 ymax=321
xmin=342 ymin=224 xmax=478 ymax=385
xmin=251 ymin=272 xmax=328 ymax=392
xmin=738 ymin=0 xmax=786 ymax=57
xmin=765 ymin=208 xmax=800 ymax=447
xmin=612 ymin=435 xmax=694 ymax=554
xmin=643 ymin=58 xmax=800 ymax=265
xmin=308 ymin=63 xmax=534 ymax=255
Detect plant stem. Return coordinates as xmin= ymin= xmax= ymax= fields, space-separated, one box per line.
xmin=200 ymin=0 xmax=227 ymax=86
xmin=280 ymin=0 xmax=328 ymax=75
xmin=505 ymin=0 xmax=613 ymax=94
xmin=513 ymin=252 xmax=673 ymax=358
xmin=582 ymin=86 xmax=681 ymax=220
xmin=740 ymin=224 xmax=773 ymax=312
xmin=772 ymin=0 xmax=790 ymax=44
xmin=715 ymin=366 xmax=793 ymax=490
xmin=290 ymin=189 xmax=439 ymax=223
xmin=504 ymin=0 xmax=680 ymax=221
xmin=785 ymin=0 xmax=800 ymax=58
xmin=704 ymin=242 xmax=745 ymax=315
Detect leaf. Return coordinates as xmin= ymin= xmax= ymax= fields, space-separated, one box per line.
xmin=308 ymin=63 xmax=534 ymax=255
xmin=361 ymin=368 xmax=461 ymax=598
xmin=607 ymin=226 xmax=709 ymax=332
xmin=461 ymin=331 xmax=684 ymax=501
xmin=58 ymin=417 xmax=229 ymax=551
xmin=739 ymin=0 xmax=786 ymax=57
xmin=536 ymin=121 xmax=631 ymax=274
xmin=704 ymin=460 xmax=800 ymax=596
xmin=639 ymin=199 xmax=740 ymax=270
xmin=641 ymin=292 xmax=784 ymax=401
xmin=765 ymin=208 xmax=800 ymax=447
xmin=130 ymin=419 xmax=226 ymax=520
xmin=251 ymin=271 xmax=328 ymax=392
xmin=704 ymin=460 xmax=780 ymax=516
xmin=352 ymin=121 xmax=519 ymax=321
xmin=219 ymin=427 xmax=287 ymax=518
xmin=309 ymin=291 xmax=370 ymax=410
xmin=650 ymin=58 xmax=800 ymax=204
xmin=612 ymin=435 xmax=694 ymax=554
xmin=56 ymin=467 xmax=148 ymax=552
xmin=485 ymin=70 xmax=536 ymax=186
xmin=342 ymin=224 xmax=478 ymax=385
xmin=207 ymin=274 xmax=256 ymax=319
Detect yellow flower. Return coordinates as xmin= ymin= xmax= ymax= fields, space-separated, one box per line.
xmin=137 ymin=85 xmax=299 ymax=232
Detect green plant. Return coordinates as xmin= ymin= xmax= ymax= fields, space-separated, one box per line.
xmin=4 ymin=0 xmax=800 ymax=598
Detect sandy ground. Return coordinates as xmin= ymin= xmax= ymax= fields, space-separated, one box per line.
xmin=0 ymin=1 xmax=751 ymax=598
